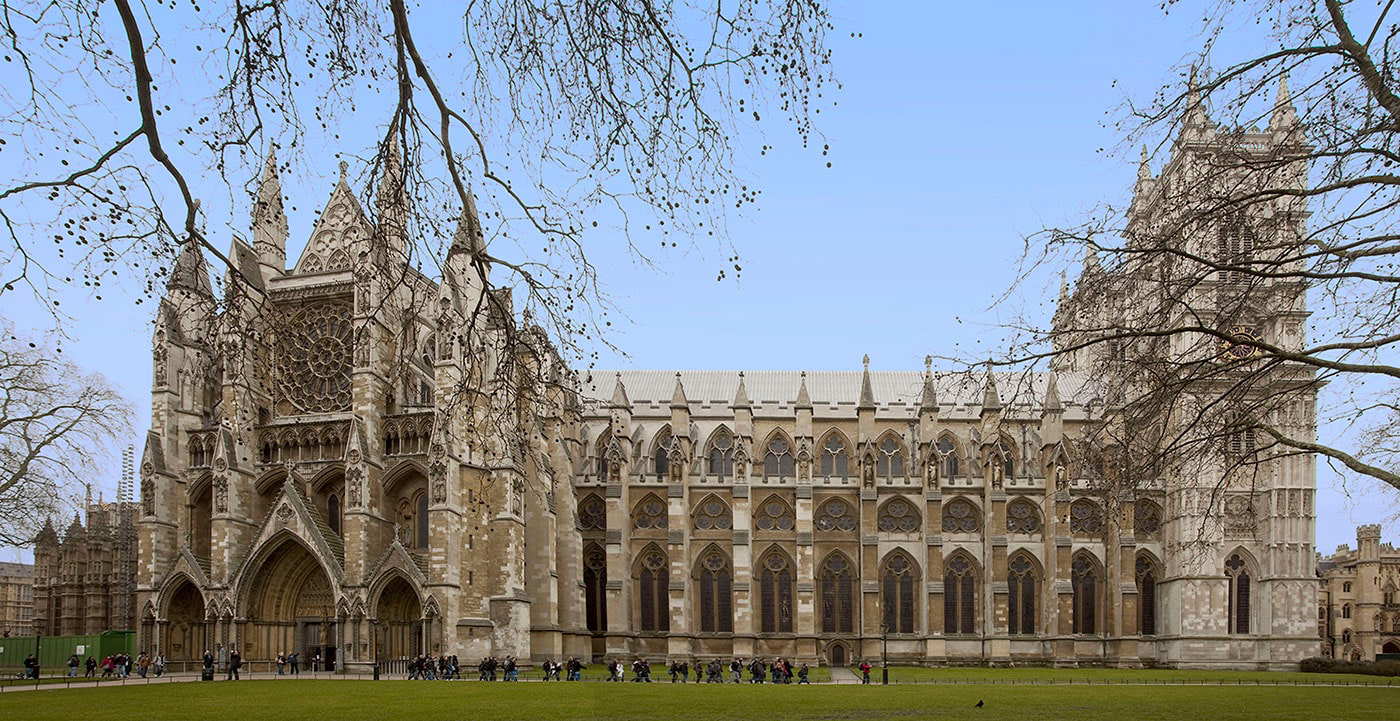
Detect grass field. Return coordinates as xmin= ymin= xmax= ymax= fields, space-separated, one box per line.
xmin=1 ymin=677 xmax=1396 ymax=721
xmin=864 ymin=665 xmax=1397 ymax=685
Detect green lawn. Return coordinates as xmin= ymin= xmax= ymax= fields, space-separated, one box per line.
xmin=861 ymin=665 xmax=1398 ymax=685
xmin=1 ymin=679 xmax=1396 ymax=721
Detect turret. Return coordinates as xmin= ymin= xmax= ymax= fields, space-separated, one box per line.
xmin=1269 ymin=73 xmax=1299 ymax=136
xmin=731 ymin=371 xmax=753 ymax=448
xmin=1039 ymin=370 xmax=1064 ymax=447
xmin=251 ymin=152 xmax=288 ymax=278
xmin=794 ymin=371 xmax=813 ymax=441
xmin=1359 ymin=524 xmax=1383 ymax=561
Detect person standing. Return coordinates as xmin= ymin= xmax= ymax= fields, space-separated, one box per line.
xmin=859 ymin=660 xmax=872 ymax=685
xmin=798 ymin=664 xmax=810 ymax=684
xmin=84 ymin=656 xmax=96 ymax=678
xmin=67 ymin=653 xmax=80 ymax=678
xmin=227 ymin=648 xmax=242 ymax=681
xmin=289 ymin=651 xmax=300 ymax=675
xmin=276 ymin=653 xmax=285 ymax=675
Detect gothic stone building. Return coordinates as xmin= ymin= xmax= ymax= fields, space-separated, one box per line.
xmin=137 ymin=79 xmax=1318 ymax=670
xmin=1317 ymin=525 xmax=1400 ymax=661
xmin=32 ymin=501 xmax=139 ymax=636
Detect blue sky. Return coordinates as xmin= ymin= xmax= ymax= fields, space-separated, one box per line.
xmin=1 ymin=2 xmax=1391 ymax=559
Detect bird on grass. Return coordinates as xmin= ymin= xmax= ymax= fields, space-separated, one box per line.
xmin=975 ymin=700 xmax=984 ymax=708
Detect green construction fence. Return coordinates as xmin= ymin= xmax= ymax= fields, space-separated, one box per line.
xmin=0 ymin=630 xmax=134 ymax=670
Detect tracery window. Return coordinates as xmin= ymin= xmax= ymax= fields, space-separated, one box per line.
xmin=820 ymin=433 xmax=850 ymax=479
xmin=815 ymin=498 xmax=857 ymax=532
xmin=754 ymin=497 xmax=795 ymax=532
xmin=1136 ymin=555 xmax=1158 ymax=635
xmin=1070 ymin=499 xmax=1104 ymax=536
xmin=941 ymin=497 xmax=980 ymax=534
xmin=1071 ymin=553 xmax=1099 ymax=634
xmin=1224 ymin=495 xmax=1257 ymax=536
xmin=1342 ymin=603 xmax=1352 ymax=619
xmin=637 ymin=548 xmax=669 ymax=632
xmin=877 ymin=497 xmax=921 ymax=533
xmin=1216 ymin=211 xmax=1257 ymax=285
xmin=763 ymin=435 xmax=795 ymax=479
xmin=277 ymin=300 xmax=353 ymax=413
xmin=693 ymin=497 xmax=733 ymax=531
xmin=876 ymin=435 xmax=905 ymax=480
xmin=1006 ymin=498 xmax=1040 ymax=534
xmin=707 ymin=428 xmax=735 ymax=479
xmin=819 ymin=553 xmax=855 ymax=633
xmin=937 ymin=437 xmax=959 ymax=480
xmin=696 ymin=549 xmax=732 ymax=632
xmin=1225 ymin=553 xmax=1251 ymax=634
xmin=632 ymin=495 xmax=668 ymax=530
xmin=653 ymin=427 xmax=672 ymax=477
xmin=577 ymin=495 xmax=606 ymax=531
xmin=943 ymin=553 xmax=975 ymax=635
xmin=758 ymin=550 xmax=795 ymax=633
xmin=882 ymin=552 xmax=918 ymax=634
xmin=1007 ymin=553 xmax=1037 ymax=635
xmin=1135 ymin=499 xmax=1162 ymax=538
xmin=584 ymin=544 xmax=608 ymax=632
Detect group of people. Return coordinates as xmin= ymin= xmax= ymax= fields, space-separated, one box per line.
xmin=538 ymin=658 xmax=584 ymax=681
xmin=406 ymin=654 xmax=461 ymax=680
xmin=654 ymin=658 xmax=809 ymax=684
xmin=19 ymin=652 xmax=167 ymax=680
xmin=273 ymin=651 xmax=327 ymax=675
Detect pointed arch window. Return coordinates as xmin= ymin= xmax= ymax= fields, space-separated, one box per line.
xmin=936 ymin=436 xmax=959 ymax=480
xmin=637 ymin=548 xmax=669 ymax=632
xmin=707 ymin=428 xmax=735 ymax=479
xmin=1135 ymin=499 xmax=1162 ymax=539
xmin=632 ymin=495 xmax=668 ymax=530
xmin=1007 ymin=553 xmax=1037 ymax=635
xmin=876 ymin=435 xmax=905 ymax=479
xmin=814 ymin=498 xmax=857 ymax=532
xmin=1071 ymin=553 xmax=1099 ymax=634
xmin=415 ymin=491 xmax=429 ymax=549
xmin=941 ymin=497 xmax=981 ymax=534
xmin=577 ymin=494 xmax=606 ymax=531
xmin=943 ymin=553 xmax=975 ymax=635
xmin=1006 ymin=498 xmax=1040 ymax=534
xmin=594 ymin=435 xmax=610 ymax=478
xmin=763 ymin=435 xmax=795 ymax=479
xmin=1226 ymin=553 xmax=1251 ymax=634
xmin=1342 ymin=603 xmax=1351 ymax=619
xmin=758 ymin=550 xmax=795 ymax=633
xmin=696 ymin=549 xmax=732 ymax=633
xmin=877 ymin=497 xmax=921 ymax=533
xmin=819 ymin=553 xmax=855 ymax=633
xmin=653 ymin=427 xmax=672 ymax=477
xmin=1070 ymin=499 xmax=1104 ymax=537
xmin=820 ymin=433 xmax=850 ymax=479
xmin=882 ymin=552 xmax=919 ymax=634
xmin=584 ymin=544 xmax=608 ymax=632
xmin=1136 ymin=555 xmax=1158 ymax=635
xmin=693 ymin=497 xmax=733 ymax=531
xmin=1216 ymin=211 xmax=1257 ymax=285
xmin=327 ymin=493 xmax=342 ymax=536
xmin=755 ymin=497 xmax=795 ymax=532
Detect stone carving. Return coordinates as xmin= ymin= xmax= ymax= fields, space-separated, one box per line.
xmin=345 ymin=465 xmax=363 ymax=507
xmin=276 ymin=503 xmax=294 ymax=524
xmin=213 ymin=476 xmax=228 ymax=513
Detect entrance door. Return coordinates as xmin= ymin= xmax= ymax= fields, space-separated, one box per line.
xmin=828 ymin=643 xmax=846 ymax=666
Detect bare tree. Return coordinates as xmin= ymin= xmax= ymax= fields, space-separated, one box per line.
xmin=987 ymin=0 xmax=1400 ymax=527
xmin=0 ymin=316 xmax=133 ymax=547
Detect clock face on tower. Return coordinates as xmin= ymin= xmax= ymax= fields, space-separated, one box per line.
xmin=1219 ymin=326 xmax=1261 ymax=360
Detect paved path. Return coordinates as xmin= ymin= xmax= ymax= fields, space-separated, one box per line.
xmin=828 ymin=666 xmax=861 ymax=684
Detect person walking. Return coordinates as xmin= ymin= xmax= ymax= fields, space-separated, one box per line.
xmin=859 ymin=660 xmax=872 ymax=685
xmin=67 ymin=653 xmax=80 ymax=678
xmin=201 ymin=650 xmax=213 ymax=681
xmin=798 ymin=664 xmax=810 ymax=684
xmin=84 ymin=656 xmax=96 ymax=678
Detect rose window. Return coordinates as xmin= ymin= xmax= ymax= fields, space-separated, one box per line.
xmin=694 ymin=498 xmax=733 ymax=530
xmin=755 ymin=498 xmax=795 ymax=531
xmin=815 ymin=499 xmax=857 ymax=532
xmin=878 ymin=497 xmax=920 ymax=532
xmin=277 ymin=300 xmax=353 ymax=413
xmin=941 ymin=498 xmax=980 ymax=533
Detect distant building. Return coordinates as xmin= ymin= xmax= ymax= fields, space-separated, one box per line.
xmin=0 ymin=562 xmax=34 ymax=637
xmin=32 ymin=501 xmax=139 ymax=636
xmin=1317 ymin=524 xmax=1400 ymax=660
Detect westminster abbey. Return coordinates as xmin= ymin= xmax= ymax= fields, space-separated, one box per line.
xmin=135 ymin=80 xmax=1320 ymax=671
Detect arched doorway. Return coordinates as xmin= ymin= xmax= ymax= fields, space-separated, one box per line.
xmin=243 ymin=537 xmax=337 ymax=667
xmin=827 ymin=642 xmax=848 ymax=667
xmin=374 ymin=575 xmax=423 ymax=662
xmin=164 ymin=579 xmax=206 ymax=662
xmin=1383 ymin=641 xmax=1400 ymax=655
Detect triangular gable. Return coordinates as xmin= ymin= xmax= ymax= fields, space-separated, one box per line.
xmin=167 ymin=546 xmax=213 ymax=590
xmin=363 ymin=538 xmax=432 ymax=592
xmin=294 ymin=177 xmax=370 ymax=274
xmin=230 ymin=474 xmax=345 ymax=585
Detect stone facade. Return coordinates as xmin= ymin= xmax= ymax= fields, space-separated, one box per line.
xmin=0 ymin=562 xmax=34 ymax=638
xmin=1317 ymin=525 xmax=1400 ymax=660
xmin=32 ymin=502 xmax=139 ymax=636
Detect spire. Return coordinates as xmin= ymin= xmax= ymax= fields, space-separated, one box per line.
xmin=795 ymin=371 xmax=812 ymax=410
xmin=1270 ymin=71 xmax=1299 ymax=132
xmin=1058 ymin=270 xmax=1070 ymax=302
xmin=36 ymin=516 xmax=58 ymax=546
xmin=252 ymin=151 xmax=288 ymax=272
xmin=1182 ymin=65 xmax=1212 ymax=137
xmin=919 ymin=356 xmax=937 ymax=412
xmin=452 ymin=188 xmax=485 ymax=255
xmin=376 ymin=121 xmax=409 ymax=260
xmin=670 ymin=372 xmax=689 ymax=409
xmin=1043 ymin=371 xmax=1062 ymax=413
xmin=731 ymin=371 xmax=751 ymax=409
xmin=1082 ymin=243 xmax=1100 ymax=275
xmin=1137 ymin=145 xmax=1151 ymax=183
xmin=168 ymin=241 xmax=213 ymax=297
xmin=857 ymin=354 xmax=876 ymax=410
xmin=610 ymin=372 xmax=630 ymax=409
xmin=981 ymin=363 xmax=1002 ymax=412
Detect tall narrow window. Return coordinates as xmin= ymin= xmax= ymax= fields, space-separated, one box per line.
xmin=1007 ymin=554 xmax=1036 ymax=635
xmin=653 ymin=428 xmax=672 ymax=477
xmin=1216 ymin=211 xmax=1256 ymax=285
xmin=1226 ymin=553 xmax=1251 ymax=635
xmin=876 ymin=435 xmax=905 ymax=479
xmin=1136 ymin=555 xmax=1157 ymax=635
xmin=327 ymin=494 xmax=342 ymax=536
xmin=696 ymin=549 xmax=732 ymax=632
xmin=820 ymin=553 xmax=855 ymax=633
xmin=415 ymin=492 xmax=429 ymax=549
xmin=883 ymin=552 xmax=918 ymax=634
xmin=584 ymin=545 xmax=608 ymax=632
xmin=820 ymin=433 xmax=850 ymax=479
xmin=707 ymin=428 xmax=735 ymax=479
xmin=759 ymin=551 xmax=794 ymax=633
xmin=1071 ymin=553 xmax=1098 ymax=634
xmin=638 ymin=548 xmax=669 ymax=632
xmin=763 ymin=436 xmax=795 ymax=479
xmin=943 ymin=554 xmax=975 ymax=634
xmin=595 ymin=436 xmax=610 ymax=478
xmin=937 ymin=436 xmax=959 ymax=480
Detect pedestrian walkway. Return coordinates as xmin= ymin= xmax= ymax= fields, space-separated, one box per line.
xmin=828 ymin=667 xmax=860 ymax=684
